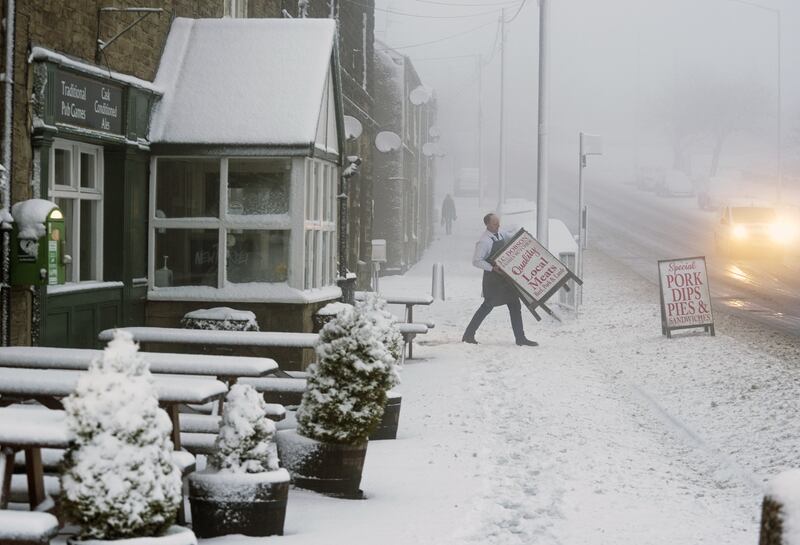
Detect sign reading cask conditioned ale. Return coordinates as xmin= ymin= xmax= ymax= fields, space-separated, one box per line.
xmin=54 ymin=69 xmax=123 ymax=135
xmin=657 ymin=256 xmax=715 ymax=338
xmin=489 ymin=229 xmax=581 ymax=319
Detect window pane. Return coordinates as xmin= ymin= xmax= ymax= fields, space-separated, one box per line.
xmin=227 ymin=159 xmax=290 ymax=215
xmin=304 ymin=231 xmax=313 ymax=289
xmin=154 ymin=229 xmax=218 ymax=287
xmin=54 ymin=148 xmax=72 ymax=187
xmin=54 ymin=198 xmax=74 ymax=282
xmin=156 ymin=159 xmax=220 ymax=218
xmin=80 ymin=200 xmax=97 ymax=280
xmin=227 ymin=230 xmax=289 ymax=283
xmin=80 ymin=152 xmax=95 ymax=189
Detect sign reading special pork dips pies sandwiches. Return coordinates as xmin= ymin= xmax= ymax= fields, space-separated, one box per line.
xmin=489 ymin=229 xmax=582 ymax=320
xmin=657 ymin=257 xmax=715 ymax=338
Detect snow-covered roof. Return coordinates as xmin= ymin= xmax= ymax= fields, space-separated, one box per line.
xmin=149 ymin=18 xmax=339 ymax=148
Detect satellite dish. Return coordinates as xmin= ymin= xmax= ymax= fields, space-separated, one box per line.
xmin=375 ymin=131 xmax=402 ymax=152
xmin=409 ymin=85 xmax=431 ymax=106
xmin=428 ymin=126 xmax=441 ymax=138
xmin=343 ymin=115 xmax=363 ymax=140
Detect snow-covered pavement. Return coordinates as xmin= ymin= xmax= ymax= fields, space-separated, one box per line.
xmin=206 ymin=196 xmax=799 ymax=545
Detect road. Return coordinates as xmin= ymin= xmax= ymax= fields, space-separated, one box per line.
xmin=549 ymin=175 xmax=800 ymax=336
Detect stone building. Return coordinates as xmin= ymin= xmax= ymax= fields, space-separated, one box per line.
xmin=0 ymin=1 xmax=432 ymax=361
xmin=372 ymin=40 xmax=437 ymax=275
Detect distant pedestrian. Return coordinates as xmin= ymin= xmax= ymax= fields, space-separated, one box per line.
xmin=441 ymin=194 xmax=457 ymax=235
xmin=462 ymin=213 xmax=538 ymax=346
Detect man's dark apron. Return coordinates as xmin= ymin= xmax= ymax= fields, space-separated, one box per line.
xmin=482 ymin=236 xmax=519 ymax=307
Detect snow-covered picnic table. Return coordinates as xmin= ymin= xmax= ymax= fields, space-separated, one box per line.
xmin=0 ymin=346 xmax=278 ymax=381
xmin=354 ymin=291 xmax=434 ymax=322
xmin=354 ymin=292 xmax=435 ymax=358
xmin=0 ymin=408 xmax=195 ymax=515
xmin=0 ymin=368 xmax=226 ymax=451
xmin=0 ymin=408 xmax=68 ymax=510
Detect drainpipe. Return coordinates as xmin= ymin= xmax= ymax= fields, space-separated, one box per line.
xmin=1 ymin=0 xmax=16 ymax=346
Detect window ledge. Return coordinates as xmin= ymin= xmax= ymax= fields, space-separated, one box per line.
xmin=148 ymin=283 xmax=341 ymax=304
xmin=48 ymin=281 xmax=124 ymax=296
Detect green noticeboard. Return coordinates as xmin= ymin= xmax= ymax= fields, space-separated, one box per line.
xmin=54 ymin=68 xmax=123 ymax=135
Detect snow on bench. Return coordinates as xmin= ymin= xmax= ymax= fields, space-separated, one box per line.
xmin=354 ymin=291 xmax=434 ymax=306
xmin=0 ymin=409 xmax=68 ymax=449
xmin=98 ymin=327 xmax=319 ymax=348
xmin=0 ymin=346 xmax=278 ymax=379
xmin=180 ymin=404 xmax=285 ymax=433
xmin=180 ymin=433 xmax=217 ymax=456
xmin=0 ymin=511 xmax=59 ymax=545
xmin=239 ymin=376 xmax=307 ymax=406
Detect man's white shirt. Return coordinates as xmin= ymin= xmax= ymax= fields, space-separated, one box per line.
xmin=472 ymin=228 xmax=517 ymax=272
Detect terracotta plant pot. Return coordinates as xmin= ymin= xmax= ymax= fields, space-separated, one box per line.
xmin=68 ymin=526 xmax=196 ymax=545
xmin=276 ymin=429 xmax=367 ymax=499
xmin=369 ymin=391 xmax=402 ymax=441
xmin=188 ymin=469 xmax=290 ymax=538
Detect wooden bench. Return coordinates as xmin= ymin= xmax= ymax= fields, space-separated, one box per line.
xmin=0 ymin=511 xmax=59 ymax=545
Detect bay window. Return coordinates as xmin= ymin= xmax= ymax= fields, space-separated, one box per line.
xmin=151 ymin=157 xmax=332 ymax=291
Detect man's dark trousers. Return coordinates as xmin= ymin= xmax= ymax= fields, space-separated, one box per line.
xmin=463 ymin=297 xmax=525 ymax=341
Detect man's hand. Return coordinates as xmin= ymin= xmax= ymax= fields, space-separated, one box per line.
xmin=492 ymin=265 xmax=500 ymax=273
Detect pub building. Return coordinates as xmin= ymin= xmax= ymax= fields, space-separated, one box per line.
xmin=30 ymin=17 xmax=345 ymax=369
xmin=29 ymin=47 xmax=161 ymax=349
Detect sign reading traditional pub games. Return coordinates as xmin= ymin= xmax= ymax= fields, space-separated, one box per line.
xmin=54 ymin=69 xmax=123 ymax=135
xmin=490 ymin=229 xmax=582 ymax=319
xmin=657 ymin=256 xmax=715 ymax=338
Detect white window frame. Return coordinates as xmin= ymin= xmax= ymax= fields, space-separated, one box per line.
xmin=303 ymin=158 xmax=337 ymax=290
xmin=49 ymin=138 xmax=104 ymax=283
xmin=150 ymin=156 xmax=298 ymax=290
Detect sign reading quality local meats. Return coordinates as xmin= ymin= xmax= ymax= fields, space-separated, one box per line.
xmin=492 ymin=229 xmax=573 ymax=304
xmin=657 ymin=256 xmax=715 ymax=338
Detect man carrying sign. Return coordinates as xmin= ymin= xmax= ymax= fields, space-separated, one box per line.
xmin=462 ymin=213 xmax=539 ymax=347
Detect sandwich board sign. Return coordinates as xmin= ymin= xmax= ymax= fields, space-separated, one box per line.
xmin=489 ymin=229 xmax=582 ymax=320
xmin=657 ymin=256 xmax=715 ymax=338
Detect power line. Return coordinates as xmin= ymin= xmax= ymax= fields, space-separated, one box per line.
xmin=343 ymin=0 xmax=503 ymax=19
xmin=375 ymin=20 xmax=496 ymax=51
xmin=413 ymin=0 xmax=520 ymax=6
xmin=503 ymin=0 xmax=528 ymax=22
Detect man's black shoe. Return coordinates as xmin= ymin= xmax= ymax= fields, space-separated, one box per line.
xmin=516 ymin=338 xmax=539 ymax=347
xmin=462 ymin=335 xmax=478 ymax=344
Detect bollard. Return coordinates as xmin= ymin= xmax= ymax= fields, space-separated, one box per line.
xmin=759 ymin=469 xmax=800 ymax=545
xmin=431 ymin=263 xmax=445 ymax=300
xmin=557 ymin=252 xmax=576 ymax=310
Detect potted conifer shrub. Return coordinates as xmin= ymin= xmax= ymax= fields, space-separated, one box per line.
xmin=61 ymin=331 xmax=194 ymax=545
xmin=188 ymin=384 xmax=290 ymax=538
xmin=276 ymin=295 xmax=401 ymax=498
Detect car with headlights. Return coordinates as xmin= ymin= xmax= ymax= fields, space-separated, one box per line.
xmin=714 ymin=204 xmax=797 ymax=257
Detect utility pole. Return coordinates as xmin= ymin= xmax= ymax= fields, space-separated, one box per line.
xmin=497 ymin=9 xmax=506 ymax=209
xmin=477 ymin=55 xmax=483 ymax=205
xmin=535 ymin=0 xmax=550 ymax=246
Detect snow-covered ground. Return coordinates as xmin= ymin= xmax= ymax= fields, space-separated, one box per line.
xmin=51 ymin=197 xmax=798 ymax=544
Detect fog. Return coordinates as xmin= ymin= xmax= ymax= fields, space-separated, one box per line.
xmin=375 ymin=0 xmax=800 ymax=210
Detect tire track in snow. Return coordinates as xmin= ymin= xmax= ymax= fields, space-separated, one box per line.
xmin=626 ymin=380 xmax=763 ymax=492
